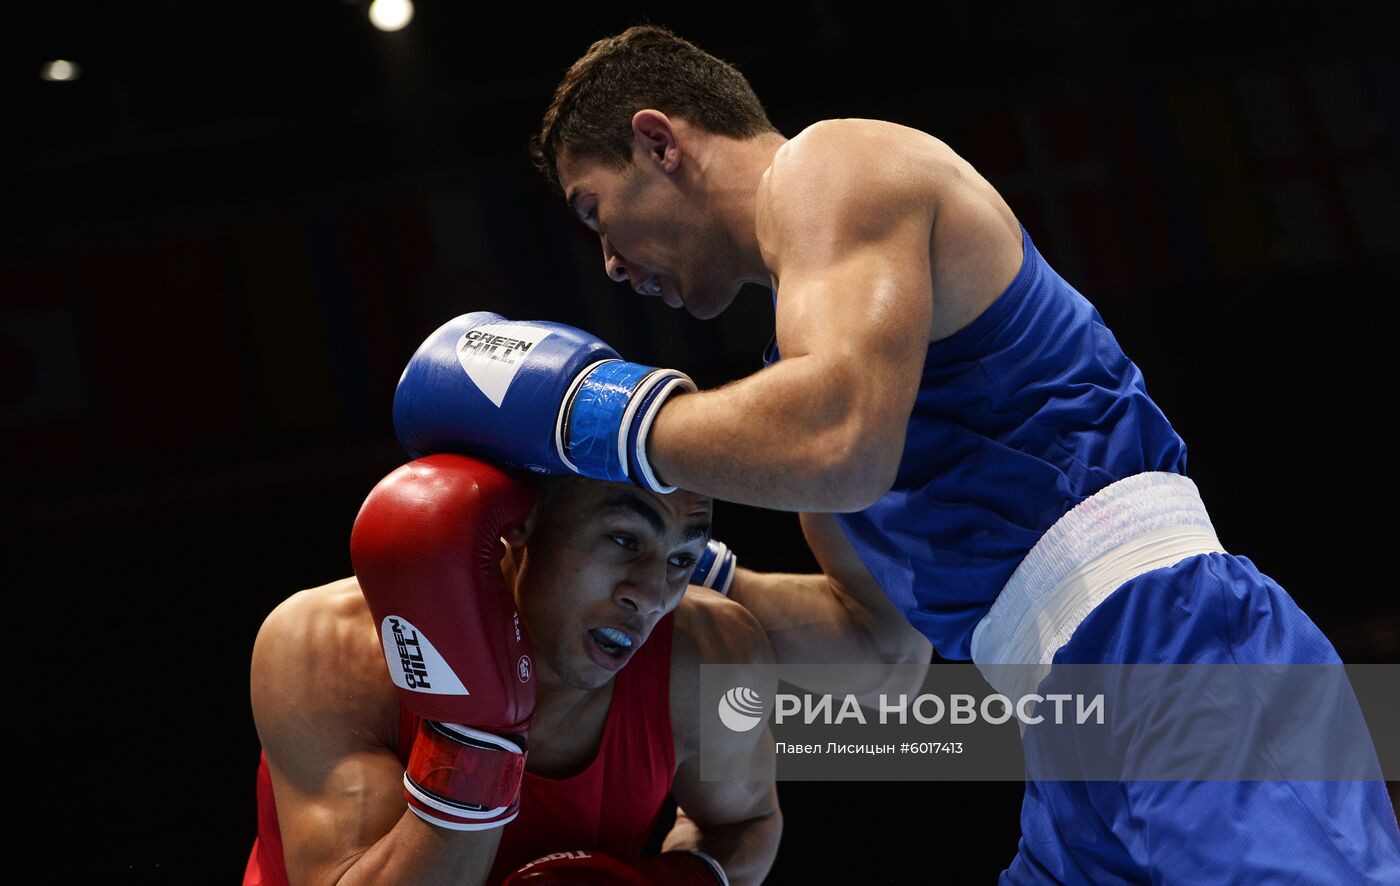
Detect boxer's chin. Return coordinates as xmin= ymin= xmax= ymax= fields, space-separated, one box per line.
xmin=689 ymin=290 xmax=734 ymax=321
xmin=556 ymin=651 xmax=611 ymax=691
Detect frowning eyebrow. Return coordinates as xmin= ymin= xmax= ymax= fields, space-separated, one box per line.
xmin=600 ymin=493 xmax=710 ymax=543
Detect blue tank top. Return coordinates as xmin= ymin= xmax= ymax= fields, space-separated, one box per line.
xmin=763 ymin=224 xmax=1188 ymax=659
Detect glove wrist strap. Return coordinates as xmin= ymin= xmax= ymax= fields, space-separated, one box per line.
xmin=562 ymin=360 xmax=695 ymax=490
xmin=403 ymin=719 xmax=526 ymax=830
xmin=690 ymin=540 xmax=737 ymax=595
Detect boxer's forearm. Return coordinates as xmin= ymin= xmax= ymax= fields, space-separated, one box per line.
xmin=662 ymin=806 xmax=782 ymax=886
xmin=727 ymin=567 xmax=882 ymax=665
xmin=729 ymin=566 xmax=930 ymax=698
xmin=648 ymin=354 xmax=908 ymax=512
xmin=334 ymin=809 xmax=501 ymax=886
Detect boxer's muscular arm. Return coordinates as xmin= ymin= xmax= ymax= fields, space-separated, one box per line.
xmin=649 ymin=123 xmax=935 ymax=512
xmin=251 ymin=582 xmax=500 ymax=886
xmin=725 ymin=512 xmax=931 ymax=697
xmin=665 ymin=595 xmax=782 ymax=886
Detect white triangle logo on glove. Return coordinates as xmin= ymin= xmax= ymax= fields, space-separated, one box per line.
xmin=380 ymin=616 xmax=470 ymax=696
xmin=456 ymin=324 xmax=553 ymax=407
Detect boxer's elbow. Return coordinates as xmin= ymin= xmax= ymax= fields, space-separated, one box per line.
xmin=810 ymin=417 xmax=902 ymax=511
xmin=864 ymin=602 xmax=933 ymax=665
xmin=791 ymin=357 xmax=904 ymax=510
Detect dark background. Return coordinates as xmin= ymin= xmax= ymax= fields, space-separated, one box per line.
xmin=6 ymin=1 xmax=1397 ymax=881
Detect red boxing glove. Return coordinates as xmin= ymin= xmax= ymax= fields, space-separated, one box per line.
xmin=503 ymin=849 xmax=728 ymax=885
xmin=351 ymin=454 xmax=537 ymax=830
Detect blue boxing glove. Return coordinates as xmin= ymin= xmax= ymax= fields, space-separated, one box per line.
xmin=394 ymin=312 xmax=696 ymax=492
xmin=690 ymin=539 xmax=737 ymax=596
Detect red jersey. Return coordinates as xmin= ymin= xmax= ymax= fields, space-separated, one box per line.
xmin=243 ymin=611 xmax=676 ymax=885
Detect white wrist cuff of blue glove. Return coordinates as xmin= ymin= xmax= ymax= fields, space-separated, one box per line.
xmin=691 ymin=539 xmax=737 ymax=595
xmin=560 ymin=359 xmax=695 ymax=492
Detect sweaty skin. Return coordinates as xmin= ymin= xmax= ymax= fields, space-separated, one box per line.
xmin=725 ymin=510 xmax=932 ymax=699
xmin=250 ymin=479 xmax=781 ymax=886
xmin=558 ymin=116 xmax=1024 ymax=512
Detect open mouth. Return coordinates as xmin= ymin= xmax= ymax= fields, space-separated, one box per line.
xmin=639 ymin=274 xmax=663 ymax=296
xmin=588 ymin=626 xmax=635 ymax=657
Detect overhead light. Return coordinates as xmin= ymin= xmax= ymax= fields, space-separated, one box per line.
xmin=41 ymin=60 xmax=80 ymax=82
xmin=368 ymin=0 xmax=414 ymax=32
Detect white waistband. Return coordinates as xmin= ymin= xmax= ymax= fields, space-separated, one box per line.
xmin=970 ymin=472 xmax=1224 ymax=701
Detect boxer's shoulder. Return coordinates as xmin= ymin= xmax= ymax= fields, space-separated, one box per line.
xmin=764 ymin=119 xmax=955 ymax=189
xmin=759 ymin=117 xmax=1021 ymax=339
xmin=253 ymin=577 xmax=379 ymax=672
xmin=251 ymin=577 xmax=401 ymax=759
xmin=668 ymin=590 xmax=775 ymax=744
xmin=756 ymin=118 xmax=952 ymax=268
xmin=672 ymin=587 xmax=774 ymax=669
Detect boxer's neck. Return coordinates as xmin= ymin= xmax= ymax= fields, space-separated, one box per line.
xmin=531 ymin=659 xmax=615 ymax=734
xmin=683 ymin=127 xmax=787 ymax=286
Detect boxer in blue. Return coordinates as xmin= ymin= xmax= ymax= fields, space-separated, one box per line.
xmin=397 ymin=24 xmax=1400 ymax=884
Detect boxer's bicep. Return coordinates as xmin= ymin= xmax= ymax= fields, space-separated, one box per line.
xmin=762 ymin=122 xmax=935 ymax=366
xmin=801 ymin=512 xmax=931 ymax=665
xmin=689 ymin=704 xmax=778 ymax=828
xmin=799 ymin=511 xmax=873 ymax=591
xmin=670 ymin=600 xmax=781 ymax=833
xmin=637 ymin=135 xmax=934 ymax=510
xmin=259 ymin=690 xmax=504 ymax=886
xmin=264 ymin=744 xmax=413 ymax=886
xmin=671 ymin=726 xmax=779 ymax=828
xmin=670 ymin=714 xmax=781 ymax=883
xmin=763 ymin=153 xmax=933 ymax=489
xmin=251 ymin=594 xmax=420 ymax=885
xmin=772 ymin=219 xmax=933 ymax=382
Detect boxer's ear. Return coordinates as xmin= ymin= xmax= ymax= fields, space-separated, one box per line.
xmin=505 ymin=474 xmax=561 ymax=548
xmin=632 ymin=109 xmax=680 ymax=173
xmin=502 ymin=516 xmax=532 ymax=549
xmin=503 ymin=497 xmax=541 ymax=549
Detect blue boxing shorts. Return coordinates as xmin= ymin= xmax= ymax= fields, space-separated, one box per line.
xmin=972 ymin=473 xmax=1400 ymax=884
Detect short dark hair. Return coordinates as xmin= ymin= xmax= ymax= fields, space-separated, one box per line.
xmin=529 ymin=472 xmax=587 ymax=512
xmin=529 ymin=24 xmax=779 ymax=193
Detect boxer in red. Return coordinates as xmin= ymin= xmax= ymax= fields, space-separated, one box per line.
xmin=244 ymin=455 xmax=928 ymax=885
